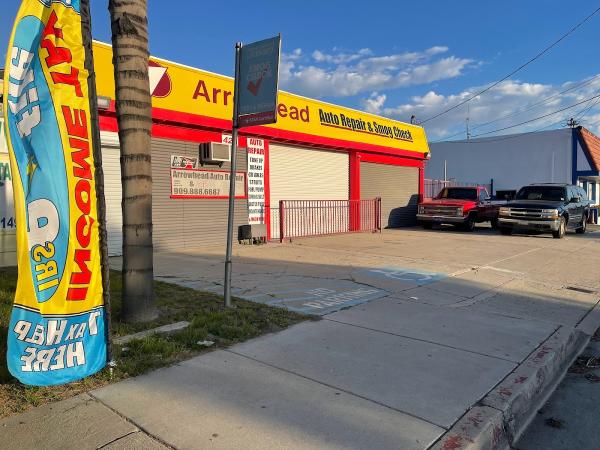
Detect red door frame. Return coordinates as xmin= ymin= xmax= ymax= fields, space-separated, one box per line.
xmin=350 ymin=152 xmax=426 ymax=228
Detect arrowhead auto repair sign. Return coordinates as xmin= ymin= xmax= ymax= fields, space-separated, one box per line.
xmin=92 ymin=42 xmax=430 ymax=155
xmin=170 ymin=156 xmax=246 ymax=199
xmin=3 ymin=0 xmax=107 ymax=386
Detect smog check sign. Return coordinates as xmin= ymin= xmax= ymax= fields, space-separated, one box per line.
xmin=237 ymin=36 xmax=281 ymax=128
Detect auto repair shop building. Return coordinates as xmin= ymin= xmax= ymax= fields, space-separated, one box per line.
xmin=91 ymin=41 xmax=430 ymax=255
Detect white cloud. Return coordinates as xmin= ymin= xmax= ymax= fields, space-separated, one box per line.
xmin=587 ymin=113 xmax=600 ymax=136
xmin=362 ymin=92 xmax=387 ymax=114
xmin=279 ymin=45 xmax=600 ymax=140
xmin=285 ymin=48 xmax=303 ymax=61
xmin=426 ymin=46 xmax=449 ymax=56
xmin=378 ymin=75 xmax=600 ymax=140
xmin=312 ymin=48 xmax=372 ymax=64
xmin=280 ymin=46 xmax=472 ymax=99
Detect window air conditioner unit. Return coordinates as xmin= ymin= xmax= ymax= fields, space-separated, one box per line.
xmin=199 ymin=142 xmax=231 ymax=165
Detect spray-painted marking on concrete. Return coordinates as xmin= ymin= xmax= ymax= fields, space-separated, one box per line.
xmin=298 ymin=287 xmax=384 ymax=312
xmin=156 ymin=275 xmax=389 ymax=315
xmin=238 ymin=280 xmax=388 ymax=315
xmin=363 ymin=267 xmax=447 ymax=286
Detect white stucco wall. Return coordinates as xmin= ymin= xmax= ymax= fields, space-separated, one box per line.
xmin=427 ymin=129 xmax=573 ymax=191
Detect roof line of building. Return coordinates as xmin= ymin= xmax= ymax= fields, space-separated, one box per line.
xmin=579 ymin=126 xmax=600 ymax=171
xmin=91 ymin=40 xmax=422 ymax=130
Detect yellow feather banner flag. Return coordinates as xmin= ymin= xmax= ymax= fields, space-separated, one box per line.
xmin=3 ymin=0 xmax=108 ymax=386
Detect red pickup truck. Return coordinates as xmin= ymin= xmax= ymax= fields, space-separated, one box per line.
xmin=417 ymin=186 xmax=506 ymax=231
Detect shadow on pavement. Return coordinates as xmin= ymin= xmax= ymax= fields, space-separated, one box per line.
xmin=3 ymin=228 xmax=599 ymax=450
xmin=89 ymin=229 xmax=600 ymax=449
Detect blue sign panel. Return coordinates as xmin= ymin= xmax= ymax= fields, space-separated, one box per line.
xmin=237 ymin=36 xmax=280 ymax=127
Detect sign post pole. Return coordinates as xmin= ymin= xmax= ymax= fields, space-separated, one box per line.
xmin=224 ymin=42 xmax=242 ymax=308
xmin=224 ymin=35 xmax=280 ymax=308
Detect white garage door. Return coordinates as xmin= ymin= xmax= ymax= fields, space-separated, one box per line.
xmin=360 ymin=162 xmax=419 ymax=228
xmin=269 ymin=144 xmax=349 ymax=238
xmin=100 ymin=131 xmax=123 ymax=256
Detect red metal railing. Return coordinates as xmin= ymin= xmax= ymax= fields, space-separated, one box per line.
xmin=278 ymin=198 xmax=381 ymax=242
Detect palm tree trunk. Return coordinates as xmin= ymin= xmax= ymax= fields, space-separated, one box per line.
xmin=109 ymin=0 xmax=157 ymax=322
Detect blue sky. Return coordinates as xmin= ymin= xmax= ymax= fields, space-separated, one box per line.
xmin=2 ymin=1 xmax=600 ymax=140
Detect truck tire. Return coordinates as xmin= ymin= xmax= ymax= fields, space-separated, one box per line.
xmin=552 ymin=216 xmax=566 ymax=239
xmin=423 ymin=222 xmax=433 ymax=230
xmin=500 ymin=227 xmax=512 ymax=235
xmin=490 ymin=218 xmax=499 ymax=229
xmin=462 ymin=216 xmax=476 ymax=232
xmin=576 ymin=214 xmax=587 ymax=234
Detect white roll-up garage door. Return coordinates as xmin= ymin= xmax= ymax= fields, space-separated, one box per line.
xmin=269 ymin=144 xmax=349 ymax=238
xmin=360 ymin=162 xmax=419 ymax=228
xmin=100 ymin=131 xmax=123 ymax=256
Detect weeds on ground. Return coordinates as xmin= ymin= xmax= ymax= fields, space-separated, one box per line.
xmin=0 ymin=268 xmax=308 ymax=418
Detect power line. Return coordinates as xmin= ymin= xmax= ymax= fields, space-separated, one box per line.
xmin=470 ymin=74 xmax=600 ymax=131
xmin=471 ymin=93 xmax=600 ymax=137
xmin=574 ymin=89 xmax=600 ymax=121
xmin=430 ymin=74 xmax=600 ymax=143
xmin=436 ymin=94 xmax=600 ymax=144
xmin=418 ymin=5 xmax=600 ymax=125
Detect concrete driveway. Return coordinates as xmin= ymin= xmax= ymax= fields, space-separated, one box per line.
xmin=96 ymin=226 xmax=600 ymax=449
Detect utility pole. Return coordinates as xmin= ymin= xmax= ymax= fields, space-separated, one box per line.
xmin=466 ymin=103 xmax=471 ymax=140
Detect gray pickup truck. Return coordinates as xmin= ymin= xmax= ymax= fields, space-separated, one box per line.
xmin=498 ymin=183 xmax=591 ymax=239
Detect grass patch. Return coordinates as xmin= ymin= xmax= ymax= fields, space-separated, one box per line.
xmin=0 ymin=267 xmax=309 ymax=418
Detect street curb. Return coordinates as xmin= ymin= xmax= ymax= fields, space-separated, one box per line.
xmin=430 ymin=326 xmax=590 ymax=450
xmin=575 ymin=298 xmax=600 ymax=336
xmin=429 ymin=406 xmax=509 ymax=450
xmin=481 ymin=326 xmax=588 ymax=443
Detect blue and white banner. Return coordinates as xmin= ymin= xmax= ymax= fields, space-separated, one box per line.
xmin=3 ymin=0 xmax=107 ymax=386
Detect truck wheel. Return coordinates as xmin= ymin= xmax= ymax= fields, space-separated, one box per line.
xmin=552 ymin=217 xmax=566 ymax=239
xmin=490 ymin=218 xmax=499 ymax=229
xmin=576 ymin=215 xmax=587 ymax=234
xmin=423 ymin=222 xmax=433 ymax=230
xmin=500 ymin=227 xmax=512 ymax=235
xmin=462 ymin=216 xmax=475 ymax=232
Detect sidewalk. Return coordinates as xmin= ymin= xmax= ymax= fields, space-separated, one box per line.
xmin=0 ymin=393 xmax=166 ymax=449
xmin=2 ymin=228 xmax=599 ymax=449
